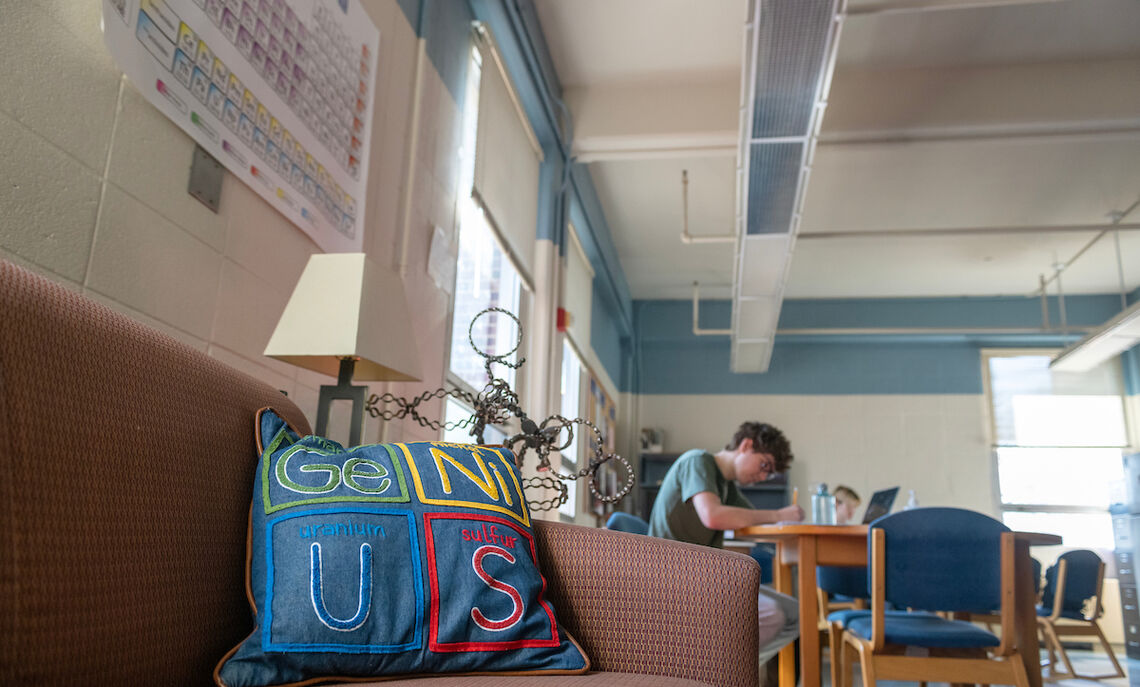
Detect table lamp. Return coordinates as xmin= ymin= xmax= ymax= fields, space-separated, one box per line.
xmin=264 ymin=253 xmax=422 ymax=446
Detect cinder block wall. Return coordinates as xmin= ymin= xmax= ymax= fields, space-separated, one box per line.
xmin=0 ymin=1 xmax=461 ymax=443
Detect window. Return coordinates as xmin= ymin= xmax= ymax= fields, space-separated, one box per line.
xmin=446 ymin=45 xmax=527 ymax=410
xmin=983 ymin=351 xmax=1127 ymax=549
xmin=448 ymin=205 xmax=523 ymax=393
xmin=558 ymin=338 xmax=586 ymax=518
xmin=442 ymin=397 xmax=506 ymax=446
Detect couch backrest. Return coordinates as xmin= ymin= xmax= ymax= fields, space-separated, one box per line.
xmin=0 ymin=260 xmax=311 ymax=685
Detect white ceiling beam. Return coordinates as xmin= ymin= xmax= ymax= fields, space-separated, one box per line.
xmin=566 ymin=79 xmax=737 ymax=162
xmin=819 ymin=121 xmax=1140 ymax=147
xmin=573 ymin=134 xmax=736 ymax=162
xmin=824 ymin=59 xmax=1140 ymax=138
xmin=847 ymin=0 xmax=1066 ymax=16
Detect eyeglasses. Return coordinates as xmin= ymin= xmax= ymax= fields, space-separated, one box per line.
xmin=757 ymin=456 xmax=776 ymax=475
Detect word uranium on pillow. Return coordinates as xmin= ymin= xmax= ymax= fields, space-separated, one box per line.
xmin=214 ymin=408 xmax=589 ymax=687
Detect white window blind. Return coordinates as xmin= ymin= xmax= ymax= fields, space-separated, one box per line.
xmin=563 ymin=225 xmax=594 ymax=350
xmin=987 ymin=354 xmax=1127 ymax=447
xmin=471 ymin=25 xmax=542 ymax=289
xmin=984 ymin=351 xmax=1126 ymax=549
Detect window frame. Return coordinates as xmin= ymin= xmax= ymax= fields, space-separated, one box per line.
xmin=441 ymin=42 xmax=532 ymax=442
xmin=557 ymin=335 xmax=589 ymax=520
xmin=980 ymin=348 xmax=1127 ymax=550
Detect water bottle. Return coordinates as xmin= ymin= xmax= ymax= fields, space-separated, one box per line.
xmin=904 ymin=489 xmax=919 ymax=510
xmin=812 ymin=483 xmax=836 ymax=525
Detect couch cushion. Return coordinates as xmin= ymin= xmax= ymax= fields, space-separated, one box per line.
xmin=331 ymin=672 xmax=714 ymax=686
xmin=0 ymin=259 xmax=313 ymax=687
xmin=215 ymin=409 xmax=588 ymax=686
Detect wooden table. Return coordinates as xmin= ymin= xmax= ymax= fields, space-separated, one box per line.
xmin=732 ymin=524 xmax=1061 ymax=687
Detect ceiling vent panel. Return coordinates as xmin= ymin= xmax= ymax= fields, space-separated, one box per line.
xmin=731 ymin=339 xmax=774 ymax=374
xmin=746 ymin=141 xmax=803 ymax=235
xmin=731 ymin=0 xmax=842 ymax=374
xmin=750 ymin=0 xmax=837 ymax=139
xmin=737 ymin=297 xmax=782 ymax=340
xmin=740 ymin=234 xmax=792 ymax=296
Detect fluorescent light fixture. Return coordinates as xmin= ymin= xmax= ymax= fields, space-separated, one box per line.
xmin=1050 ymin=300 xmax=1140 ymax=372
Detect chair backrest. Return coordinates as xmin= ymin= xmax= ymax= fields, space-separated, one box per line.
xmin=871 ymin=507 xmax=1009 ymax=613
xmin=749 ymin=545 xmax=775 ymax=585
xmin=817 ymin=565 xmax=868 ymax=599
xmin=1042 ymin=549 xmax=1104 ymax=617
xmin=606 ymin=511 xmax=650 ymax=535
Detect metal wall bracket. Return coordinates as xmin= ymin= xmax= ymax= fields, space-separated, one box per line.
xmin=188 ymin=144 xmax=223 ymax=213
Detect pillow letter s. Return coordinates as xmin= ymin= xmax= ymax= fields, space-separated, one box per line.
xmin=470 ymin=546 xmax=523 ymax=632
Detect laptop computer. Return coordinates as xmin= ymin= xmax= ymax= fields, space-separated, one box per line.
xmin=861 ymin=487 xmax=899 ymax=524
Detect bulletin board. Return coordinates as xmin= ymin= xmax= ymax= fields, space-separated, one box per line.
xmin=101 ymin=0 xmax=379 ymax=253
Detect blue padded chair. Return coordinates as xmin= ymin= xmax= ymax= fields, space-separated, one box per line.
xmin=823 ymin=566 xmax=940 ymax=687
xmin=749 ymin=544 xmax=775 ymax=585
xmin=819 ymin=565 xmax=869 ymax=615
xmin=1037 ymin=550 xmax=1123 ymax=680
xmin=969 ymin=556 xmax=1041 ymax=626
xmin=604 ymin=511 xmax=649 ymax=535
xmin=817 ymin=566 xmax=868 ymax=683
xmin=835 ymin=508 xmax=1029 ymax=687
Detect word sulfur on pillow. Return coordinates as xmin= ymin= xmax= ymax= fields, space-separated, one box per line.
xmin=215 ymin=408 xmax=588 ymax=686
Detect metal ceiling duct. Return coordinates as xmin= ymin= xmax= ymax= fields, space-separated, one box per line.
xmin=731 ymin=0 xmax=845 ymax=372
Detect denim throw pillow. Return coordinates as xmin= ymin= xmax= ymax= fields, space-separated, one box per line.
xmin=214 ymin=408 xmax=589 ymax=686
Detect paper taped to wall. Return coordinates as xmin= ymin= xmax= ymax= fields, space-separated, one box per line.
xmin=102 ymin=0 xmax=379 ymax=252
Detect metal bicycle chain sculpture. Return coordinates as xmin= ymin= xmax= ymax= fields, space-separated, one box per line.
xmin=364 ymin=307 xmax=633 ymax=512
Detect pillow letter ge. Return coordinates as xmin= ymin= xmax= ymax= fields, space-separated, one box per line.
xmin=214 ymin=409 xmax=587 ymax=687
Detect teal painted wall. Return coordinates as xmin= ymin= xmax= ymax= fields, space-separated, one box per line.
xmin=635 ymin=296 xmax=1124 ymax=395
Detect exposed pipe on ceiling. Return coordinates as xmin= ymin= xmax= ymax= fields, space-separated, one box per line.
xmin=680 ymin=169 xmax=735 ymax=244
xmin=818 ymin=122 xmax=1140 ymax=147
xmin=691 ymin=282 xmax=732 ymax=336
xmin=775 ymin=326 xmax=1088 ymax=335
xmin=800 ymin=223 xmax=1140 ymax=239
xmin=578 ymin=120 xmax=1140 ymax=163
xmin=1032 ymin=193 xmax=1140 ymax=296
xmin=847 ymin=0 xmax=1067 ymax=17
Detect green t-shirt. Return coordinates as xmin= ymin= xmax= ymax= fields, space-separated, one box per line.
xmin=647 ymin=449 xmax=753 ymax=548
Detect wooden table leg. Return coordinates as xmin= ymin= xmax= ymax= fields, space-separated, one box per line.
xmin=798 ymin=536 xmax=820 ymax=687
xmin=773 ymin=549 xmax=797 ymax=687
xmin=1015 ymin=539 xmax=1044 ymax=687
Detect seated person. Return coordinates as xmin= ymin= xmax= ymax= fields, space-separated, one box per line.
xmin=648 ymin=421 xmax=804 ymax=671
xmin=833 ymin=485 xmax=861 ymax=525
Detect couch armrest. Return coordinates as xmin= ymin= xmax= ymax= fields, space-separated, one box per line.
xmin=533 ymin=520 xmax=760 ymax=687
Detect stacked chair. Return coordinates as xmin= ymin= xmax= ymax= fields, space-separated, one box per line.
xmin=830 ymin=508 xmax=1031 ymax=687
xmin=1037 ymin=549 xmax=1124 ymax=680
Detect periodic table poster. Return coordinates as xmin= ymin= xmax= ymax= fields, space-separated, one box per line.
xmin=102 ymin=0 xmax=379 ymax=253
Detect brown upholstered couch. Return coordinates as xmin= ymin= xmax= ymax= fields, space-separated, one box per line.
xmin=0 ymin=259 xmax=761 ymax=687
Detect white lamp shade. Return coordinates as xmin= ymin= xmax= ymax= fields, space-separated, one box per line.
xmin=264 ymin=253 xmax=422 ymax=381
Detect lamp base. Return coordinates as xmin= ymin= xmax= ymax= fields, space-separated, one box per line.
xmin=315 ymin=358 xmax=366 ymax=446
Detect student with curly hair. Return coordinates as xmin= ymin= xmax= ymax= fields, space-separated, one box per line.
xmin=648 ymin=421 xmax=804 ymax=673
